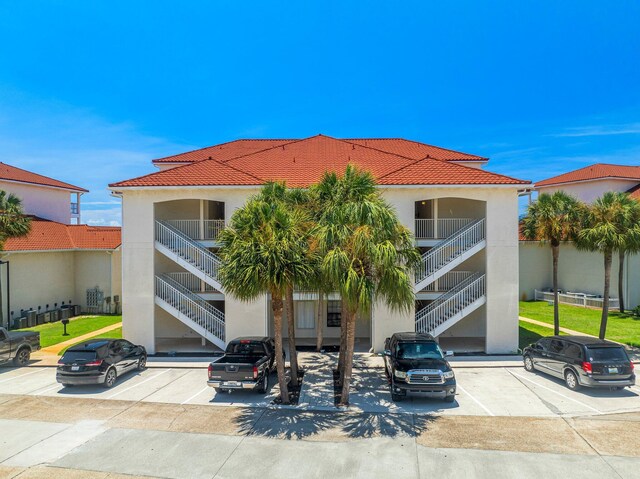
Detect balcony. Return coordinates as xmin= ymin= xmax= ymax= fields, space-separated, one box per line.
xmin=164 ymin=219 xmax=225 ymax=241
xmin=414 ymin=218 xmax=473 ymax=240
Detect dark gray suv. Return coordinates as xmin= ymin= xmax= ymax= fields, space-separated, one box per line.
xmin=522 ymin=335 xmax=635 ymax=390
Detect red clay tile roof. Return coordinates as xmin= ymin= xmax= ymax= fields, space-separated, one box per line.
xmin=627 ymin=184 xmax=640 ymax=200
xmin=152 ymin=137 xmax=486 ymax=164
xmin=0 ymin=163 xmax=88 ymax=192
xmin=3 ymin=217 xmax=121 ymax=252
xmin=536 ymin=163 xmax=640 ymax=187
xmin=112 ymin=135 xmax=526 ymax=188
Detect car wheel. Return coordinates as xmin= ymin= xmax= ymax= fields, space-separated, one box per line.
xmin=523 ymin=355 xmax=535 ymax=372
xmin=13 ymin=348 xmax=30 ymax=367
xmin=103 ymin=368 xmax=117 ymax=388
xmin=137 ymin=355 xmax=147 ymax=371
xmin=564 ymin=370 xmax=580 ymax=391
xmin=257 ymin=373 xmax=269 ymax=394
xmin=390 ymin=379 xmax=405 ymax=402
xmin=444 ymin=394 xmax=456 ymax=403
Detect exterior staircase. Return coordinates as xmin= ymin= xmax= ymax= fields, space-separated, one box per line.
xmin=155 ymin=220 xmax=223 ymax=291
xmin=154 ymin=274 xmax=225 ymax=349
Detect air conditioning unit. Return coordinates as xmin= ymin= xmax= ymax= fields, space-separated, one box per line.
xmin=26 ymin=310 xmax=36 ymax=327
xmin=36 ymin=313 xmax=45 ymax=325
xmin=60 ymin=308 xmax=71 ymax=320
xmin=43 ymin=312 xmax=51 ymax=323
xmin=72 ymin=305 xmax=81 ymax=316
xmin=50 ymin=310 xmax=60 ymax=322
xmin=18 ymin=317 xmax=27 ymax=329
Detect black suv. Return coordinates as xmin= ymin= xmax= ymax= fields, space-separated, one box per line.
xmin=522 ymin=335 xmax=635 ymax=390
xmin=382 ymin=332 xmax=456 ymax=402
xmin=57 ymin=339 xmax=147 ymax=388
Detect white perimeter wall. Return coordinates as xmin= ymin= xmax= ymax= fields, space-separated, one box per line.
xmin=0 ymin=180 xmax=72 ymax=224
xmin=537 ymin=179 xmax=639 ymax=204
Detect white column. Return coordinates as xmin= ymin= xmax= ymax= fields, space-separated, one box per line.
xmin=433 ymin=198 xmax=439 ymax=238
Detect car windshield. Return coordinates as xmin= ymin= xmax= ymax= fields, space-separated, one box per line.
xmin=62 ymin=351 xmax=97 ymax=362
xmin=396 ymin=342 xmax=443 ymax=360
xmin=585 ymin=347 xmax=628 ymax=362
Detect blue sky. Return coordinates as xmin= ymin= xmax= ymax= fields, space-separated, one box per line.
xmin=1 ymin=1 xmax=639 ymax=225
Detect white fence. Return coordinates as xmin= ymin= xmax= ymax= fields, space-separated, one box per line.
xmin=534 ymin=290 xmax=620 ymax=310
xmin=415 ymin=218 xmax=474 ymax=240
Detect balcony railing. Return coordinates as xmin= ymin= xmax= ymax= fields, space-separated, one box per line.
xmin=415 ymin=218 xmax=474 ymax=240
xmin=165 ymin=272 xmax=220 ymax=293
xmin=419 ymin=271 xmax=475 ymax=292
xmin=164 ymin=219 xmax=225 ymax=240
xmin=70 ymin=202 xmax=79 ymax=215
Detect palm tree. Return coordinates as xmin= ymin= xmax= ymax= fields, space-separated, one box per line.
xmin=521 ymin=191 xmax=583 ymax=335
xmin=616 ymin=197 xmax=640 ymax=313
xmin=577 ymin=192 xmax=636 ymax=339
xmin=312 ymin=165 xmax=420 ymax=405
xmin=0 ymin=191 xmax=31 ymax=327
xmin=217 ymin=192 xmax=313 ymax=404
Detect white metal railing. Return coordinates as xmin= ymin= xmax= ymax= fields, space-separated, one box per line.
xmin=416 ymin=274 xmax=485 ymax=334
xmin=420 ymin=271 xmax=475 ymax=292
xmin=415 ymin=219 xmax=485 ymax=284
xmin=155 ymin=275 xmax=225 ymax=341
xmin=165 ymin=272 xmax=219 ymax=293
xmin=155 ymin=221 xmax=221 ymax=281
xmin=534 ymin=290 xmax=620 ymax=310
xmin=415 ymin=218 xmax=474 ymax=240
xmin=164 ymin=219 xmax=225 ymax=241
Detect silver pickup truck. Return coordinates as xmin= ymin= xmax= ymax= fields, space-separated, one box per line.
xmin=0 ymin=326 xmax=41 ymax=366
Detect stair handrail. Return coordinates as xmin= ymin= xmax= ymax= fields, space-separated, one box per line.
xmin=155 ymin=220 xmax=221 ymax=280
xmin=415 ymin=218 xmax=485 ymax=284
xmin=416 ymin=274 xmax=486 ymax=334
xmin=155 ymin=275 xmax=225 ymax=341
xmin=159 ymin=274 xmax=224 ymax=321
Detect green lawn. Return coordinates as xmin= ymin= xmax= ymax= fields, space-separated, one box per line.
xmin=519 ymin=301 xmax=640 ymax=347
xmin=14 ymin=315 xmax=122 ymax=348
xmin=58 ymin=327 xmax=123 ymax=356
xmin=518 ymin=321 xmax=564 ymax=350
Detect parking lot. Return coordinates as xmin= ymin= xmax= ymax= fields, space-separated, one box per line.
xmin=0 ymin=354 xmax=638 ymax=418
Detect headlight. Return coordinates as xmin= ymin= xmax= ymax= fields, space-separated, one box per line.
xmin=443 ymin=370 xmax=455 ymax=379
xmin=394 ymin=370 xmax=407 ymax=379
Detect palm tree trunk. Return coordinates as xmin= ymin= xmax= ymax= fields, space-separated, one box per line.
xmin=339 ymin=309 xmax=357 ymax=406
xmin=285 ymin=285 xmax=299 ymax=388
xmin=271 ymin=293 xmax=290 ymax=404
xmin=552 ymin=245 xmax=560 ymax=335
xmin=618 ymin=249 xmax=625 ymax=313
xmin=315 ymin=292 xmax=324 ymax=352
xmin=600 ymin=250 xmax=612 ymax=340
xmin=337 ymin=300 xmax=348 ymax=379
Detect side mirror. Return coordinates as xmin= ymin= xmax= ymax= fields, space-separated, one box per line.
xmin=380 ymin=349 xmax=391 ymax=357
xmin=445 ymin=351 xmax=454 ymax=357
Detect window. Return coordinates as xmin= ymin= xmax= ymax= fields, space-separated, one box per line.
xmin=296 ymin=302 xmax=315 ymax=329
xmin=327 ymin=300 xmax=341 ymax=327
xmin=564 ymin=344 xmax=582 ymax=360
xmin=549 ymin=340 xmax=564 ymax=354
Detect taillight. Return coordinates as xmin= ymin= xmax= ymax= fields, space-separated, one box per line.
xmin=631 ymin=362 xmax=635 ymax=371
xmin=581 ymin=362 xmax=592 ymax=374
xmin=84 ymin=360 xmax=103 ymax=367
xmin=207 ymin=364 xmax=213 ymax=377
xmin=253 ymin=366 xmax=258 ymax=380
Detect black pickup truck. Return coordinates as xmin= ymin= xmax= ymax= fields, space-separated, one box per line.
xmin=0 ymin=327 xmax=41 ymax=366
xmin=382 ymin=332 xmax=456 ymax=402
xmin=207 ymin=337 xmax=282 ymax=394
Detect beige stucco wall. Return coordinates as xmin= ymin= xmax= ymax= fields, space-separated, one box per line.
xmin=537 ymin=179 xmax=639 ymax=204
xmin=74 ymin=250 xmax=121 ymax=311
xmin=0 ymin=180 xmax=73 ymax=224
xmin=519 ymin=242 xmax=640 ymax=309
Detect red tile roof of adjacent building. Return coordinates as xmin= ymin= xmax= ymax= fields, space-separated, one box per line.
xmin=627 ymin=184 xmax=640 ymax=200
xmin=3 ymin=217 xmax=121 ymax=252
xmin=536 ymin=163 xmax=640 ymax=187
xmin=0 ymin=162 xmax=88 ymax=192
xmin=112 ymin=135 xmax=526 ymax=188
xmin=151 ymin=137 xmax=486 ymax=165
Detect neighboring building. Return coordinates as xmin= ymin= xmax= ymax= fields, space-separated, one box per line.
xmin=0 ymin=163 xmax=121 ymax=328
xmin=519 ymin=163 xmax=640 ymax=309
xmin=110 ymin=135 xmax=530 ymax=355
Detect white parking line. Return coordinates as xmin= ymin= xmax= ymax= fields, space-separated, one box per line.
xmin=0 ymin=369 xmax=45 ymax=384
xmin=35 ymin=383 xmax=63 ymax=395
xmin=181 ymin=386 xmax=210 ymax=405
xmin=508 ymin=370 xmax=603 ymax=414
xmin=106 ymin=370 xmax=171 ymax=399
xmin=456 ymin=384 xmax=494 ymax=416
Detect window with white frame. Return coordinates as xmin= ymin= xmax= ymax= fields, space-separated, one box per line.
xmin=296 ymin=301 xmax=315 ymax=329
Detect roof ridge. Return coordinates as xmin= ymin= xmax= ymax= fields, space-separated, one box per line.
xmin=152 ymin=138 xmax=298 ymax=163
xmin=344 ymin=138 xmax=488 ymax=160
xmin=337 ymin=138 xmax=423 ymax=163
xmin=219 ymin=138 xmax=309 ymax=164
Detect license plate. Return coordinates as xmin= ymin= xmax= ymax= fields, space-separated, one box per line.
xmin=608 ymin=367 xmax=618 ymax=374
xmin=71 ymin=365 xmax=80 ymax=371
xmin=223 ymin=381 xmax=241 ymax=387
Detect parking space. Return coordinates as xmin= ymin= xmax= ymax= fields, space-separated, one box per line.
xmin=1 ymin=361 xmax=638 ymax=418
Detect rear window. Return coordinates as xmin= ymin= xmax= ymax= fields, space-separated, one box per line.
xmin=585 ymin=347 xmax=629 ymax=362
xmin=62 ymin=351 xmax=97 ymax=362
xmin=226 ymin=342 xmax=265 ymax=355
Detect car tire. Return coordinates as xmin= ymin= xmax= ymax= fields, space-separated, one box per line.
xmin=61 ymin=383 xmax=73 ymax=388
xmin=257 ymin=373 xmax=269 ymax=394
xmin=13 ymin=348 xmax=30 ymax=367
xmin=564 ymin=370 xmax=580 ymax=391
xmin=103 ymin=368 xmax=117 ymax=388
xmin=444 ymin=394 xmax=456 ymax=403
xmin=390 ymin=379 xmax=405 ymax=402
xmin=137 ymin=355 xmax=147 ymax=371
xmin=523 ymin=355 xmax=535 ymax=372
